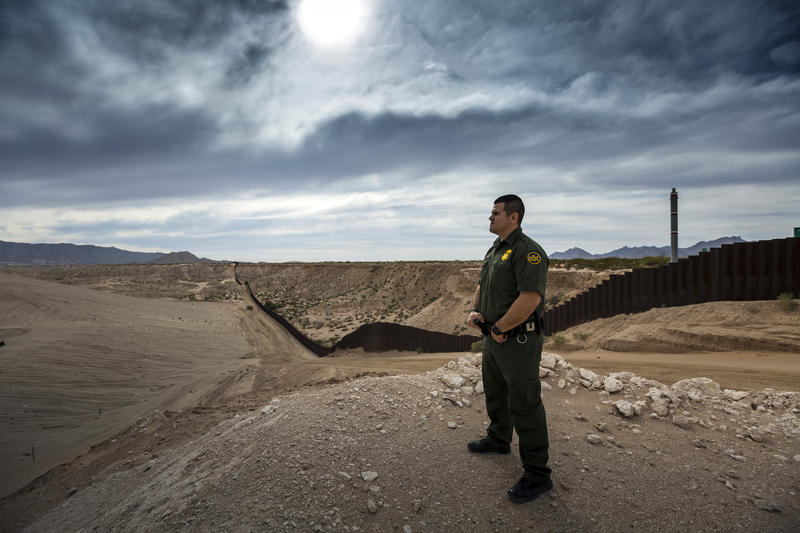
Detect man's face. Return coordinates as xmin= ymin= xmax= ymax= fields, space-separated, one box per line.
xmin=489 ymin=202 xmax=516 ymax=236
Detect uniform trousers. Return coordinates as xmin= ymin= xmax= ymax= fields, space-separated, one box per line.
xmin=482 ymin=332 xmax=551 ymax=484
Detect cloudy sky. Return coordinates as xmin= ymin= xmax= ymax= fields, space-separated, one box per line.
xmin=1 ymin=0 xmax=798 ymax=261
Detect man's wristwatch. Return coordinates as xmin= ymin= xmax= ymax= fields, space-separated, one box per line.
xmin=491 ymin=324 xmax=504 ymax=336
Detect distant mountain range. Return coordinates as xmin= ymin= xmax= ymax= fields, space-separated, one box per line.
xmin=0 ymin=240 xmax=215 ymax=266
xmin=551 ymin=236 xmax=747 ymax=260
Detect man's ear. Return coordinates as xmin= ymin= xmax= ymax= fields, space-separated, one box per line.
xmin=510 ymin=212 xmax=519 ymax=225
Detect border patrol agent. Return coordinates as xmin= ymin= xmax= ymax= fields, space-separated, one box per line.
xmin=466 ymin=194 xmax=552 ymax=503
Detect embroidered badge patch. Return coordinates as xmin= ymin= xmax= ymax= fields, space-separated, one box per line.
xmin=501 ymin=249 xmax=513 ymax=261
xmin=527 ymin=251 xmax=542 ymax=265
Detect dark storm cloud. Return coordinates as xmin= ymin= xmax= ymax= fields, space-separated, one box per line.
xmin=86 ymin=0 xmax=288 ymax=60
xmin=223 ymin=43 xmax=272 ymax=87
xmin=0 ymin=0 xmax=291 ymax=205
xmin=1 ymin=0 xmax=798 ymax=211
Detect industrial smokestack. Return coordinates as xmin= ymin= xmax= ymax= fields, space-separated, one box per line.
xmin=670 ymin=188 xmax=678 ymax=263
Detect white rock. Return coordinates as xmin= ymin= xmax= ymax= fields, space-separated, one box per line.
xmin=460 ymin=386 xmax=474 ymax=396
xmin=579 ymin=368 xmax=598 ymax=382
xmin=459 ymin=366 xmax=480 ymax=380
xmin=260 ymin=404 xmax=278 ymax=414
xmin=614 ymin=400 xmax=635 ymax=417
xmin=603 ymin=377 xmax=624 ymax=393
xmin=539 ymin=367 xmax=553 ymax=378
xmin=441 ymin=374 xmax=465 ymax=388
xmin=794 ymin=455 xmax=800 ymax=462
xmin=651 ymin=398 xmax=670 ymax=417
xmin=609 ymin=371 xmax=636 ymax=381
xmin=475 ymin=382 xmax=484 ymax=394
xmin=558 ymin=379 xmax=566 ymax=389
xmin=671 ymin=377 xmax=721 ymax=398
xmin=541 ymin=381 xmax=552 ymax=391
xmin=722 ymin=389 xmax=749 ymax=401
xmin=447 ymin=421 xmax=458 ymax=429
xmin=540 ymin=353 xmax=558 ymax=370
xmin=403 ymin=525 xmax=413 ymax=533
xmin=460 ymin=353 xmax=481 ymax=367
xmin=430 ymin=390 xmax=438 ymax=398
xmin=338 ymin=472 xmax=351 ymax=480
xmin=367 ymin=499 xmax=379 ymax=513
xmin=587 ymin=434 xmax=602 ymax=445
xmin=646 ymin=387 xmax=663 ymax=401
xmin=361 ymin=471 xmax=379 ymax=482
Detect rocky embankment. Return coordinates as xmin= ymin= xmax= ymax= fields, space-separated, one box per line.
xmin=21 ymin=353 xmax=800 ymax=533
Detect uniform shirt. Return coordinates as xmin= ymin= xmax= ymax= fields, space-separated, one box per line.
xmin=478 ymin=226 xmax=548 ymax=324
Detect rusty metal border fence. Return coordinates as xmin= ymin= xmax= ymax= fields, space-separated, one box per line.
xmin=542 ymin=237 xmax=800 ymax=335
xmin=241 ymin=280 xmax=335 ymax=356
xmin=234 ymin=263 xmax=479 ymax=356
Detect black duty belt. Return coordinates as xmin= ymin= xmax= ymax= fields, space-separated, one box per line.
xmin=508 ymin=315 xmax=543 ymax=337
xmin=474 ymin=314 xmax=543 ymax=337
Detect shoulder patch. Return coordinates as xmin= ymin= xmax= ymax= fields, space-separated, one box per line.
xmin=527 ymin=251 xmax=542 ymax=265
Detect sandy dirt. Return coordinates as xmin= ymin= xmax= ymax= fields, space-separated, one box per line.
xmin=9 ymin=356 xmax=800 ymax=533
xmin=0 ymin=273 xmax=256 ymax=498
xmin=552 ymin=300 xmax=800 ymax=354
xmin=0 ymin=268 xmax=798 ymax=532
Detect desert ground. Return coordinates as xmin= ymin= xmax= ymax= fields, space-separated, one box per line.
xmin=0 ymin=265 xmax=798 ymax=532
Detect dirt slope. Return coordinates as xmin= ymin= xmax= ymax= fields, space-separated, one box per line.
xmin=551 ymin=300 xmax=800 ymax=353
xmin=17 ymin=355 xmax=800 ymax=533
xmin=0 ymin=273 xmax=256 ymax=498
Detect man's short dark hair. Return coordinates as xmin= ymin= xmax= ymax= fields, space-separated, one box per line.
xmin=494 ymin=194 xmax=525 ymax=225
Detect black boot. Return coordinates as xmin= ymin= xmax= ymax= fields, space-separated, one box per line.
xmin=467 ymin=438 xmax=510 ymax=454
xmin=507 ymin=477 xmax=553 ymax=503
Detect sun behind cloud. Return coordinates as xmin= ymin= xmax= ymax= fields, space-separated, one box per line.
xmin=297 ymin=0 xmax=367 ymax=48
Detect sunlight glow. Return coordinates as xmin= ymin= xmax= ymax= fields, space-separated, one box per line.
xmin=297 ymin=0 xmax=366 ymax=48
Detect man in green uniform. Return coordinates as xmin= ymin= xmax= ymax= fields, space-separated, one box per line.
xmin=466 ymin=194 xmax=552 ymax=503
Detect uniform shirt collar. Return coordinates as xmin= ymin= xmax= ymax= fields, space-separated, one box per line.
xmin=494 ymin=226 xmax=523 ymax=248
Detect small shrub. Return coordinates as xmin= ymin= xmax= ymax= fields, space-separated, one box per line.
xmin=744 ymin=302 xmax=759 ymax=314
xmin=573 ymin=332 xmax=589 ymax=342
xmin=549 ymin=334 xmax=566 ymax=347
xmin=777 ymin=292 xmax=797 ymax=312
xmin=470 ymin=340 xmax=483 ymax=353
xmin=414 ymin=347 xmax=424 ymax=353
